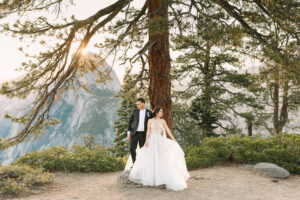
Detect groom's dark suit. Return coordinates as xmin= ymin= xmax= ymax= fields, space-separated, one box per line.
xmin=127 ymin=108 xmax=152 ymax=163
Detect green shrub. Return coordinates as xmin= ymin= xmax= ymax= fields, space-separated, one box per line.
xmin=0 ymin=165 xmax=54 ymax=196
xmin=186 ymin=156 xmax=203 ymax=169
xmin=14 ymin=146 xmax=69 ymax=171
xmin=202 ymin=137 xmax=231 ymax=162
xmin=185 ymin=146 xmax=214 ymax=169
xmin=14 ymin=144 xmax=125 ymax=172
xmin=1 ymin=178 xmax=25 ymax=195
xmin=185 ymin=132 xmax=300 ymax=174
xmin=185 ymin=137 xmax=232 ymax=170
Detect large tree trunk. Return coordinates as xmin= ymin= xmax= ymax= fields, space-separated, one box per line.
xmin=147 ymin=0 xmax=173 ymax=132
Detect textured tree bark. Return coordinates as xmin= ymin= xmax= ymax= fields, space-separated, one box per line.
xmin=147 ymin=0 xmax=173 ymax=132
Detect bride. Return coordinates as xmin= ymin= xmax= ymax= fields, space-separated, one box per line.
xmin=125 ymin=107 xmax=190 ymax=191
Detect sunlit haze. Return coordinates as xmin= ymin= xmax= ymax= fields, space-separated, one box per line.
xmin=0 ymin=0 xmax=144 ymax=84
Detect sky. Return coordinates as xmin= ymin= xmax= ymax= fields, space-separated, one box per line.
xmin=0 ymin=0 xmax=260 ymax=86
xmin=0 ymin=0 xmax=144 ymax=83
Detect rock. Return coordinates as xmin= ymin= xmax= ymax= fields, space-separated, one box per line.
xmin=0 ymin=54 xmax=121 ymax=165
xmin=253 ymin=162 xmax=290 ymax=179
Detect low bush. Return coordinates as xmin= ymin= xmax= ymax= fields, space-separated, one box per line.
xmin=0 ymin=165 xmax=54 ymax=196
xmin=2 ymin=139 xmax=125 ymax=195
xmin=61 ymin=144 xmax=125 ymax=172
xmin=14 ymin=144 xmax=125 ymax=172
xmin=185 ymin=132 xmax=300 ymax=174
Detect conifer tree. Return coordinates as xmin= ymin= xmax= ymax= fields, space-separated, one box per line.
xmin=0 ymin=0 xmax=298 ymax=148
xmin=112 ymin=69 xmax=143 ymax=157
xmin=171 ymin=11 xmax=265 ymax=138
xmin=242 ymin=29 xmax=300 ymax=135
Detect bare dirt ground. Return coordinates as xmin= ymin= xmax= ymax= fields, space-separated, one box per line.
xmin=3 ymin=164 xmax=300 ymax=200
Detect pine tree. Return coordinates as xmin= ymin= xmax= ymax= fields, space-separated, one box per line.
xmin=172 ymin=102 xmax=201 ymax=147
xmin=243 ymin=35 xmax=300 ymax=135
xmin=0 ymin=0 xmax=298 ymax=148
xmin=112 ymin=70 xmax=139 ymax=157
xmin=171 ymin=9 xmax=265 ymax=138
xmin=190 ymin=96 xmax=218 ymax=137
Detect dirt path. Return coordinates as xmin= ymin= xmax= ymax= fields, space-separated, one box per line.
xmin=4 ymin=164 xmax=300 ymax=200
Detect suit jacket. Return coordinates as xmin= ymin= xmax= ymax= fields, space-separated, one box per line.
xmin=127 ymin=108 xmax=152 ymax=135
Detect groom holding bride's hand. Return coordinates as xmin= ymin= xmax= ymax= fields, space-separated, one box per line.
xmin=127 ymin=98 xmax=152 ymax=163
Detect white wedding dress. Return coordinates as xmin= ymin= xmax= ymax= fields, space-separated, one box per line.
xmin=125 ymin=119 xmax=190 ymax=191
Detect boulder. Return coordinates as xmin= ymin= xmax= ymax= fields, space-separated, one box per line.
xmin=253 ymin=162 xmax=290 ymax=179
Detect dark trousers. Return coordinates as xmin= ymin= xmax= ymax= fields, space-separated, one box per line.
xmin=130 ymin=131 xmax=146 ymax=163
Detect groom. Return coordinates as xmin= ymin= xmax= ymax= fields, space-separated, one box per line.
xmin=127 ymin=98 xmax=152 ymax=163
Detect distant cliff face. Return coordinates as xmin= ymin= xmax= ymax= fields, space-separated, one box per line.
xmin=0 ymin=53 xmax=121 ymax=165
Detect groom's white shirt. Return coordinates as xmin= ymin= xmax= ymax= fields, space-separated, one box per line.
xmin=137 ymin=109 xmax=146 ymax=131
xmin=127 ymin=109 xmax=146 ymax=135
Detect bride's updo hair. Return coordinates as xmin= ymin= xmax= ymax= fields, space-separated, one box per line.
xmin=151 ymin=107 xmax=162 ymax=118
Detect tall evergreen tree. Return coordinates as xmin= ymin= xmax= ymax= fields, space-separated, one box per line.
xmin=112 ymin=69 xmax=145 ymax=157
xmin=190 ymin=96 xmax=219 ymax=137
xmin=171 ymin=12 xmax=265 ymax=138
xmin=242 ymin=30 xmax=300 ymax=135
xmin=0 ymin=0 xmax=172 ymax=148
xmin=172 ymin=102 xmax=201 ymax=147
xmin=0 ymin=0 xmax=298 ymax=148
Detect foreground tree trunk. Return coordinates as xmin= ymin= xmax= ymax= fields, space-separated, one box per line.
xmin=147 ymin=0 xmax=173 ymax=132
